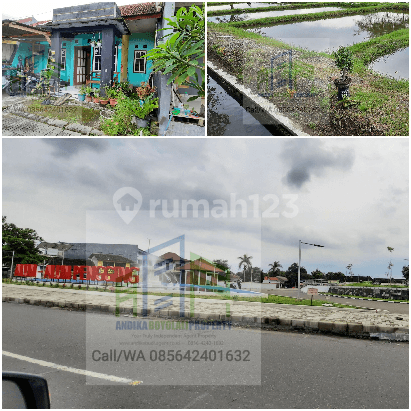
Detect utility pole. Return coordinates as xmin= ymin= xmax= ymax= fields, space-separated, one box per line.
xmin=298 ymin=240 xmax=324 ymax=299
xmin=10 ymin=250 xmax=15 ymax=279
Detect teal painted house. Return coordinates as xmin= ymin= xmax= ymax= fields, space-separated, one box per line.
xmin=3 ymin=2 xmax=204 ymax=135
xmin=3 ymin=3 xmax=162 ymax=90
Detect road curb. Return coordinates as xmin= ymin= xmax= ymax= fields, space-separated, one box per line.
xmin=3 ymin=297 xmax=408 ymax=342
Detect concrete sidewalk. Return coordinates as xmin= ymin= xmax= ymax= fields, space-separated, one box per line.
xmin=2 ymin=284 xmax=409 ymax=341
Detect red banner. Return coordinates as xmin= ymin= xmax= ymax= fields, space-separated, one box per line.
xmin=14 ymin=264 xmax=139 ymax=282
xmin=14 ymin=264 xmax=37 ymax=277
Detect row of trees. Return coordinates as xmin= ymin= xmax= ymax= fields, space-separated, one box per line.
xmin=214 ymin=252 xmax=409 ymax=286
xmin=2 ymin=217 xmax=45 ymax=274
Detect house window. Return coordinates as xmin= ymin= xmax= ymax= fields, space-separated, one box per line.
xmin=114 ymin=45 xmax=118 ymax=73
xmin=133 ymin=50 xmax=146 ymax=73
xmin=61 ymin=48 xmax=66 ymax=71
xmin=93 ymin=46 xmax=101 ymax=71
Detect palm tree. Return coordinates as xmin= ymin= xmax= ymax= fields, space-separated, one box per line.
xmin=268 ymin=261 xmax=282 ymax=277
xmin=387 ymin=247 xmax=394 ymax=285
xmin=238 ymin=254 xmax=253 ymax=282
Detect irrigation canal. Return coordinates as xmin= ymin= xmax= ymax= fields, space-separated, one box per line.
xmin=207 ymin=71 xmax=293 ymax=137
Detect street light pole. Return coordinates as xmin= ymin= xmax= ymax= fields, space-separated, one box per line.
xmin=298 ymin=240 xmax=324 ymax=300
xmin=10 ymin=250 xmax=15 ymax=280
xmin=298 ymin=240 xmax=301 ymax=299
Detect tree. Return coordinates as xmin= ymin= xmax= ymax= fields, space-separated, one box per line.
xmin=311 ymin=268 xmax=324 ymax=279
xmin=325 ymin=271 xmax=346 ymax=282
xmin=332 ymin=46 xmax=353 ymax=81
xmin=346 ymin=263 xmax=354 ymax=279
xmin=387 ymin=247 xmax=394 ymax=284
xmin=146 ymin=4 xmax=205 ymax=100
xmin=285 ymin=263 xmax=307 ymax=287
xmin=252 ymin=267 xmax=261 ymax=283
xmin=238 ymin=254 xmax=253 ymax=282
xmin=402 ymin=265 xmax=409 ymax=282
xmin=259 ymin=269 xmax=266 ymax=283
xmin=213 ymin=259 xmax=231 ymax=282
xmin=268 ymin=261 xmax=282 ymax=276
xmin=213 ymin=259 xmax=230 ymax=272
xmin=2 ymin=216 xmax=45 ymax=276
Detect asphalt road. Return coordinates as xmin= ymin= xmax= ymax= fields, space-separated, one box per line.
xmin=2 ymin=303 xmax=409 ymax=409
xmin=263 ymin=289 xmax=410 ymax=314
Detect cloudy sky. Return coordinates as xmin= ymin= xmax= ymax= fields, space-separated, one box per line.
xmin=2 ymin=138 xmax=409 ymax=278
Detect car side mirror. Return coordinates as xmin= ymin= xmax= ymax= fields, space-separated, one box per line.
xmin=2 ymin=373 xmax=50 ymax=409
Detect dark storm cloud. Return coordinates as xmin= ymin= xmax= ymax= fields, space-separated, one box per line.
xmin=281 ymin=139 xmax=355 ymax=189
xmin=42 ymin=138 xmax=109 ymax=158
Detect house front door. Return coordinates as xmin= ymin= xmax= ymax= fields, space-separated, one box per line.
xmin=74 ymin=46 xmax=90 ymax=85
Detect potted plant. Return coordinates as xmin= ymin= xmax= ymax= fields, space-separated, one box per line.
xmin=128 ymin=94 xmax=159 ymax=128
xmin=135 ymin=81 xmax=156 ymax=105
xmin=85 ymin=86 xmax=93 ymax=102
xmin=93 ymin=90 xmax=100 ymax=103
xmin=105 ymin=86 xmax=118 ymax=106
xmin=99 ymin=94 xmax=109 ymax=106
xmin=78 ymin=85 xmax=86 ymax=101
xmin=332 ymin=46 xmax=353 ymax=101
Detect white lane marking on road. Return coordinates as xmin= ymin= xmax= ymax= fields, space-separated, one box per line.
xmin=2 ymin=351 xmax=142 ymax=385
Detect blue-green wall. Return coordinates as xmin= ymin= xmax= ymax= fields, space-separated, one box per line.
xmin=127 ymin=32 xmax=155 ymax=86
xmin=62 ymin=33 xmax=94 ymax=86
xmin=7 ymin=31 xmax=155 ymax=87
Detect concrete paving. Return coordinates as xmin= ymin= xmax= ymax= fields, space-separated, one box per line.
xmin=3 ymin=283 xmax=409 ymax=340
xmin=165 ymin=120 xmax=205 ymax=136
xmin=2 ymin=113 xmax=83 ymax=136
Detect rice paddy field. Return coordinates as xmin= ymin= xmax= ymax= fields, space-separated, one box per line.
xmin=207 ymin=2 xmax=409 ymax=136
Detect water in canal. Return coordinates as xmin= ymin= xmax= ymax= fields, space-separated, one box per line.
xmin=207 ymin=74 xmax=274 ymax=136
xmin=247 ymin=12 xmax=409 ymax=53
xmin=369 ymin=47 xmax=409 ymax=80
xmin=208 ymin=7 xmax=342 ymax=24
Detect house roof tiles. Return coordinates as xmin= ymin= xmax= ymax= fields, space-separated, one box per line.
xmin=179 ymin=259 xmax=225 ymax=273
xmin=119 ymin=3 xmax=159 ymax=17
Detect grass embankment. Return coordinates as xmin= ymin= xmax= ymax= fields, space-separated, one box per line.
xmin=343 ymin=30 xmax=409 ymax=135
xmin=225 ymin=3 xmax=409 ymax=27
xmin=208 ymin=2 xmax=379 ymax=17
xmin=208 ymin=1 xmax=277 ymax=6
xmin=350 ymin=28 xmax=409 ymax=66
xmin=320 ymin=292 xmax=409 ymax=303
xmin=3 ymin=279 xmax=359 ymax=309
xmin=25 ymin=99 xmax=100 ymax=125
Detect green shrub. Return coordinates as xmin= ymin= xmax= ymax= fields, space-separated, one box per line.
xmin=333 ymin=46 xmax=353 ymax=79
